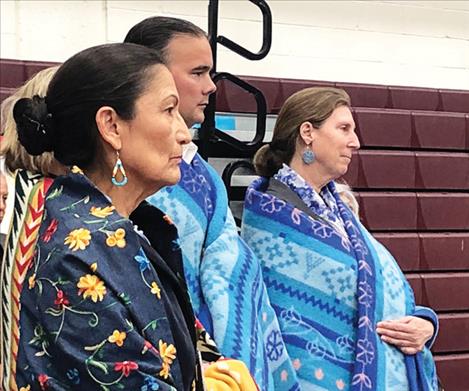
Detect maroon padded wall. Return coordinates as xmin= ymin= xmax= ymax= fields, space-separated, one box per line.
xmin=214 ymin=74 xmax=469 ymax=391
xmin=2 ymin=58 xmax=469 ymax=391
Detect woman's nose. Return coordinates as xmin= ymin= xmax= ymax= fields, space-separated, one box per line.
xmin=177 ymin=112 xmax=192 ymax=145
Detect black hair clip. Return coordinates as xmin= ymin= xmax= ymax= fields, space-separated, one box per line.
xmin=24 ymin=114 xmax=47 ymax=134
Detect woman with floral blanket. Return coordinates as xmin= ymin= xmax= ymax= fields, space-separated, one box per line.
xmin=7 ymin=43 xmax=257 ymax=391
xmin=241 ymin=87 xmax=438 ymax=390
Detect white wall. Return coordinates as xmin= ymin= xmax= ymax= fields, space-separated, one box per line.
xmin=0 ymin=0 xmax=468 ymax=234
xmin=1 ymin=0 xmax=468 ymax=89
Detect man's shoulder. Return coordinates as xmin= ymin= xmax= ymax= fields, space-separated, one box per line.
xmin=181 ymin=152 xmax=223 ymax=184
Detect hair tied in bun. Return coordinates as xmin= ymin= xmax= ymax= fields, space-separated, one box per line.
xmin=13 ymin=95 xmax=56 ymax=155
xmin=270 ymin=140 xmax=285 ymax=152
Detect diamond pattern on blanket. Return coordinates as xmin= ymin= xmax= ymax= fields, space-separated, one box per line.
xmin=247 ymin=230 xmax=298 ymax=269
xmin=321 ymin=267 xmax=355 ymax=306
xmin=382 ymin=267 xmax=405 ymax=300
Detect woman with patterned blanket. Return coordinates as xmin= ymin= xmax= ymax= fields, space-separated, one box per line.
xmin=241 ymin=87 xmax=438 ymax=390
xmin=2 ymin=43 xmax=257 ymax=390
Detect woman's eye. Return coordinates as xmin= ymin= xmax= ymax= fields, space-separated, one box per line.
xmin=166 ymin=107 xmax=174 ymax=114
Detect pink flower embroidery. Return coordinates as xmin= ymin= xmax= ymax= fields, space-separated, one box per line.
xmin=54 ymin=290 xmax=69 ymax=309
xmin=114 ymin=361 xmax=138 ymax=377
xmin=37 ymin=374 xmax=49 ymax=390
xmin=280 ymin=370 xmax=288 ymax=381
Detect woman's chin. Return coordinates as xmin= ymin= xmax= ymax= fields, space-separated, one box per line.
xmin=341 ymin=162 xmax=351 ymax=175
xmin=332 ymin=167 xmax=349 ymax=181
xmin=150 ymin=170 xmax=181 ymax=193
xmin=165 ymin=169 xmax=182 ymax=187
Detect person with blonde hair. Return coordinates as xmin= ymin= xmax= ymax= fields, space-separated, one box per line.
xmin=1 ymin=68 xmax=64 ymax=385
xmin=0 ymin=167 xmax=8 ymax=255
xmin=0 ymin=67 xmax=66 ymax=248
xmin=0 ymin=168 xmax=8 ymax=224
xmin=1 ymin=66 xmax=61 ymax=176
xmin=242 ymin=87 xmax=438 ymax=390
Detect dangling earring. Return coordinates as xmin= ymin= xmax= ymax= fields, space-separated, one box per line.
xmin=111 ymin=151 xmax=128 ymax=186
xmin=302 ymin=144 xmax=315 ymax=165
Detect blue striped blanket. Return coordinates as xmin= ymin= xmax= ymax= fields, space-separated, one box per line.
xmin=241 ymin=175 xmax=438 ymax=391
xmin=148 ymin=153 xmax=300 ymax=390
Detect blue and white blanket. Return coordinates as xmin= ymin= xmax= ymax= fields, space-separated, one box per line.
xmin=241 ymin=166 xmax=438 ymax=391
xmin=149 ymin=153 xmax=300 ymax=390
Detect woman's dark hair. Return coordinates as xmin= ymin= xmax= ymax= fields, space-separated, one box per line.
xmin=13 ymin=43 xmax=163 ymax=167
xmin=254 ymin=87 xmax=351 ymax=177
xmin=124 ymin=16 xmax=207 ymax=62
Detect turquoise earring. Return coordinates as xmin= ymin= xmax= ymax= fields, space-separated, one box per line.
xmin=111 ymin=151 xmax=128 ymax=186
xmin=302 ymin=144 xmax=315 ymax=165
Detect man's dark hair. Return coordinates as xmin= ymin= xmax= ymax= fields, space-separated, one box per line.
xmin=124 ymin=16 xmax=207 ymax=62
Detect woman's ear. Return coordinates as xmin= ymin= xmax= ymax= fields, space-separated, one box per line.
xmin=95 ymin=106 xmax=124 ymax=151
xmin=299 ymin=121 xmax=314 ymax=145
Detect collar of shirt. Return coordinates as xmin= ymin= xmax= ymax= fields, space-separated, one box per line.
xmin=182 ymin=142 xmax=198 ymax=164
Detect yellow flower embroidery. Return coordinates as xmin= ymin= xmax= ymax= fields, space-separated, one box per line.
xmin=64 ymin=228 xmax=91 ymax=251
xmin=159 ymin=339 xmax=176 ymax=379
xmin=115 ymin=228 xmax=125 ymax=239
xmin=28 ymin=274 xmax=36 ymax=289
xmin=159 ymin=340 xmax=176 ymax=365
xmin=159 ymin=362 xmax=170 ymax=379
xmin=20 ymin=385 xmax=31 ymax=391
xmin=90 ymin=206 xmax=115 ymax=218
xmin=106 ymin=235 xmax=117 ymax=247
xmin=71 ymin=166 xmax=83 ymax=174
xmin=158 ymin=339 xmax=176 ymax=379
xmin=150 ymin=281 xmax=161 ymax=299
xmin=106 ymin=228 xmax=126 ymax=248
xmin=77 ymin=274 xmax=106 ymax=302
xmin=108 ymin=330 xmax=126 ymax=347
xmin=90 ymin=262 xmax=98 ymax=272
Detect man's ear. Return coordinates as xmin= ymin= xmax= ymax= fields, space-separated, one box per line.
xmin=95 ymin=106 xmax=124 ymax=151
xmin=299 ymin=121 xmax=314 ymax=145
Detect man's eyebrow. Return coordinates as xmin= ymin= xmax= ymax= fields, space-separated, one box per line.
xmin=192 ymin=65 xmax=211 ymax=72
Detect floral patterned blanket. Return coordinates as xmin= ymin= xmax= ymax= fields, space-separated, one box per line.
xmin=9 ymin=170 xmax=202 ymax=390
xmin=241 ymin=173 xmax=438 ymax=391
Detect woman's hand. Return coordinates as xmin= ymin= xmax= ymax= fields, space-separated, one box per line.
xmin=376 ymin=316 xmax=434 ymax=355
